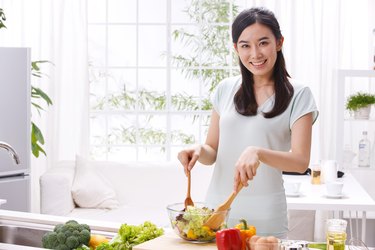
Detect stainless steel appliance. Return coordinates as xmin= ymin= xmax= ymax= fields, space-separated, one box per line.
xmin=0 ymin=47 xmax=31 ymax=212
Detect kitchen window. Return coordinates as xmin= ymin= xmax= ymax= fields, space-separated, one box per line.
xmin=88 ymin=0 xmax=240 ymax=161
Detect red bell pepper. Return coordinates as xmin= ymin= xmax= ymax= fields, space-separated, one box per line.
xmin=216 ymin=228 xmax=242 ymax=250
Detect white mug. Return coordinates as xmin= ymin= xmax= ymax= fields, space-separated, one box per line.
xmin=321 ymin=160 xmax=338 ymax=184
xmin=326 ymin=181 xmax=344 ymax=196
xmin=284 ymin=181 xmax=301 ymax=194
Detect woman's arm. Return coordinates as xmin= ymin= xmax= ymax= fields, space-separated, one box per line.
xmin=177 ymin=110 xmax=220 ymax=173
xmin=259 ymin=112 xmax=313 ymax=172
xmin=199 ymin=110 xmax=220 ymax=165
xmin=234 ymin=112 xmax=314 ymax=189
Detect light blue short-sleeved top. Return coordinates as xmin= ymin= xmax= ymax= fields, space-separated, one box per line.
xmin=205 ymin=75 xmax=318 ymax=238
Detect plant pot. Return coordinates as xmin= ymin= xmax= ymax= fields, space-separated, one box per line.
xmin=353 ymin=106 xmax=371 ymax=119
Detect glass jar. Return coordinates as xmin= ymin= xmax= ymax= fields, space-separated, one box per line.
xmin=326 ymin=219 xmax=347 ymax=250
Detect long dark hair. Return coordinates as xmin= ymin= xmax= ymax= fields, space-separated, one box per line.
xmin=232 ymin=7 xmax=293 ymax=118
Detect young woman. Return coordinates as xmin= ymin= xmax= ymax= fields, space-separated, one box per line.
xmin=177 ymin=7 xmax=318 ymax=238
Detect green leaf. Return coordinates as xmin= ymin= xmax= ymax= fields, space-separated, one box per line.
xmin=32 ymin=86 xmax=53 ymax=106
xmin=31 ymin=123 xmax=46 ymax=158
xmin=0 ymin=8 xmax=6 ymax=29
xmin=32 ymin=122 xmax=45 ymax=144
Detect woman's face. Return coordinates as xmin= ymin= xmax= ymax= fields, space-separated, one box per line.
xmin=234 ymin=22 xmax=283 ymax=80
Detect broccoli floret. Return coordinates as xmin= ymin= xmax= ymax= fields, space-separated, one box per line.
xmin=55 ymin=245 xmax=69 ymax=250
xmin=42 ymin=220 xmax=91 ymax=249
xmin=79 ymin=229 xmax=91 ymax=244
xmin=42 ymin=231 xmax=59 ymax=249
xmin=66 ymin=235 xmax=79 ymax=249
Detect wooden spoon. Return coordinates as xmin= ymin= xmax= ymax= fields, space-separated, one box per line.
xmin=184 ymin=170 xmax=194 ymax=209
xmin=204 ymin=182 xmax=243 ymax=230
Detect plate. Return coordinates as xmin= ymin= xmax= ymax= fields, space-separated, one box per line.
xmin=286 ymin=192 xmax=302 ymax=197
xmin=324 ymin=192 xmax=345 ymax=199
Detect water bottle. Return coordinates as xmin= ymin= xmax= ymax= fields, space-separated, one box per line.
xmin=358 ymin=131 xmax=371 ymax=167
xmin=371 ymin=133 xmax=375 ymax=167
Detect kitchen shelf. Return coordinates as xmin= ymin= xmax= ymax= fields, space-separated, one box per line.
xmin=336 ymin=69 xmax=375 ymax=166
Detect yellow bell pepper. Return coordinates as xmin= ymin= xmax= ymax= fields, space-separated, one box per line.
xmin=89 ymin=234 xmax=109 ymax=249
xmin=187 ymin=229 xmax=198 ymax=239
xmin=234 ymin=219 xmax=256 ymax=250
xmin=202 ymin=225 xmax=216 ymax=237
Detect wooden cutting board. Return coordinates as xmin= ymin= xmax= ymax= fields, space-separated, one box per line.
xmin=133 ymin=232 xmax=217 ymax=250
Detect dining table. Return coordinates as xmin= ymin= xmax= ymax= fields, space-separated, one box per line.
xmin=283 ymin=173 xmax=375 ymax=242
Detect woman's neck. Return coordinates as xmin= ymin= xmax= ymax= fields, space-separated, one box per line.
xmin=253 ymin=78 xmax=275 ymax=106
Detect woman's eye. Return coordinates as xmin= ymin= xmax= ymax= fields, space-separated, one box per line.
xmin=241 ymin=44 xmax=249 ymax=48
xmin=259 ymin=41 xmax=268 ymax=46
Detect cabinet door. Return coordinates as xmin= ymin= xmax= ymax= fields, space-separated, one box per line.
xmin=0 ymin=48 xmax=31 ymax=176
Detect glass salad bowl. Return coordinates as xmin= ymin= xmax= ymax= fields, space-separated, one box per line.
xmin=166 ymin=202 xmax=230 ymax=243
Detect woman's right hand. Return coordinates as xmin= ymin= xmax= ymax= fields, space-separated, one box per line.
xmin=177 ymin=145 xmax=202 ymax=175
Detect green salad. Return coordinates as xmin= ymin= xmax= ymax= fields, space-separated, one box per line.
xmin=173 ymin=205 xmax=218 ymax=241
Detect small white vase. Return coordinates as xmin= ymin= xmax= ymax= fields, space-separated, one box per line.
xmin=353 ymin=106 xmax=371 ymax=119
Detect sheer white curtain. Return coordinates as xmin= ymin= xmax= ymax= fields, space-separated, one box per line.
xmin=0 ymin=0 xmax=88 ymax=212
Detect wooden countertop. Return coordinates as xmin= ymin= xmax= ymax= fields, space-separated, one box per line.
xmin=133 ymin=232 xmax=217 ymax=250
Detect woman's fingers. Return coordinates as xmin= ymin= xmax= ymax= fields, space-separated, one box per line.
xmin=234 ymin=159 xmax=261 ymax=191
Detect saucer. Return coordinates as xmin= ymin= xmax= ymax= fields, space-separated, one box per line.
xmin=286 ymin=192 xmax=301 ymax=197
xmin=324 ymin=192 xmax=345 ymax=199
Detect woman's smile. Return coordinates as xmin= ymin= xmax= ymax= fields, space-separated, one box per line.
xmin=251 ymin=59 xmax=267 ymax=67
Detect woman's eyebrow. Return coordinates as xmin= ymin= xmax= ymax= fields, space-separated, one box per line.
xmin=258 ymin=36 xmax=270 ymax=41
xmin=238 ymin=36 xmax=270 ymax=44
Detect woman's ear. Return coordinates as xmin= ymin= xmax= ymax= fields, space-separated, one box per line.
xmin=276 ymin=36 xmax=284 ymax=51
xmin=233 ymin=43 xmax=239 ymax=54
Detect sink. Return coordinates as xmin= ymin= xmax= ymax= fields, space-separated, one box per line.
xmin=0 ymin=225 xmax=50 ymax=248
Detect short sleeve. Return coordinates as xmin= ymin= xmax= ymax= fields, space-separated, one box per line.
xmin=289 ymin=86 xmax=319 ymax=129
xmin=211 ymin=83 xmax=221 ymax=114
xmin=210 ymin=76 xmax=241 ymax=115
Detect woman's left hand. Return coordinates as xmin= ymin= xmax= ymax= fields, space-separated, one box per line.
xmin=234 ymin=146 xmax=261 ymax=191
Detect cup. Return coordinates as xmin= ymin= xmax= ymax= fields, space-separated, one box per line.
xmin=284 ymin=181 xmax=301 ymax=195
xmin=326 ymin=181 xmax=344 ymax=196
xmin=321 ymin=160 xmax=338 ymax=184
xmin=326 ymin=219 xmax=347 ymax=250
xmin=311 ymin=163 xmax=321 ymax=185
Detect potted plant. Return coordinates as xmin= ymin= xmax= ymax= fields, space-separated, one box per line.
xmin=346 ymin=92 xmax=375 ymax=119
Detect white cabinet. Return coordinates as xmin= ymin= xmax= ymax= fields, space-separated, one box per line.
xmin=337 ymin=70 xmax=375 ymax=216
xmin=336 ymin=69 xmax=375 ymax=169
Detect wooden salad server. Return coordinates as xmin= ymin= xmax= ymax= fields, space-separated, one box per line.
xmin=204 ymin=182 xmax=243 ymax=230
xmin=184 ymin=170 xmax=194 ymax=209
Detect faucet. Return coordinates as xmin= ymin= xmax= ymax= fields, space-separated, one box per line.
xmin=0 ymin=141 xmax=20 ymax=164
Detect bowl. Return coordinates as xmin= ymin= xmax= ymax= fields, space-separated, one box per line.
xmin=166 ymin=202 xmax=230 ymax=243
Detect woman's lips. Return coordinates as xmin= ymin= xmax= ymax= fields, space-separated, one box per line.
xmin=251 ymin=60 xmax=267 ymax=66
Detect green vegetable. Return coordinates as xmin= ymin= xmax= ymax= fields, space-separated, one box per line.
xmin=42 ymin=220 xmax=91 ymax=250
xmin=96 ymin=221 xmax=164 ymax=250
xmin=174 ymin=205 xmax=218 ymax=241
xmin=308 ymin=243 xmax=327 ymax=250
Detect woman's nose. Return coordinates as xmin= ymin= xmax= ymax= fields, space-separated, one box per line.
xmin=250 ymin=46 xmax=261 ymax=58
